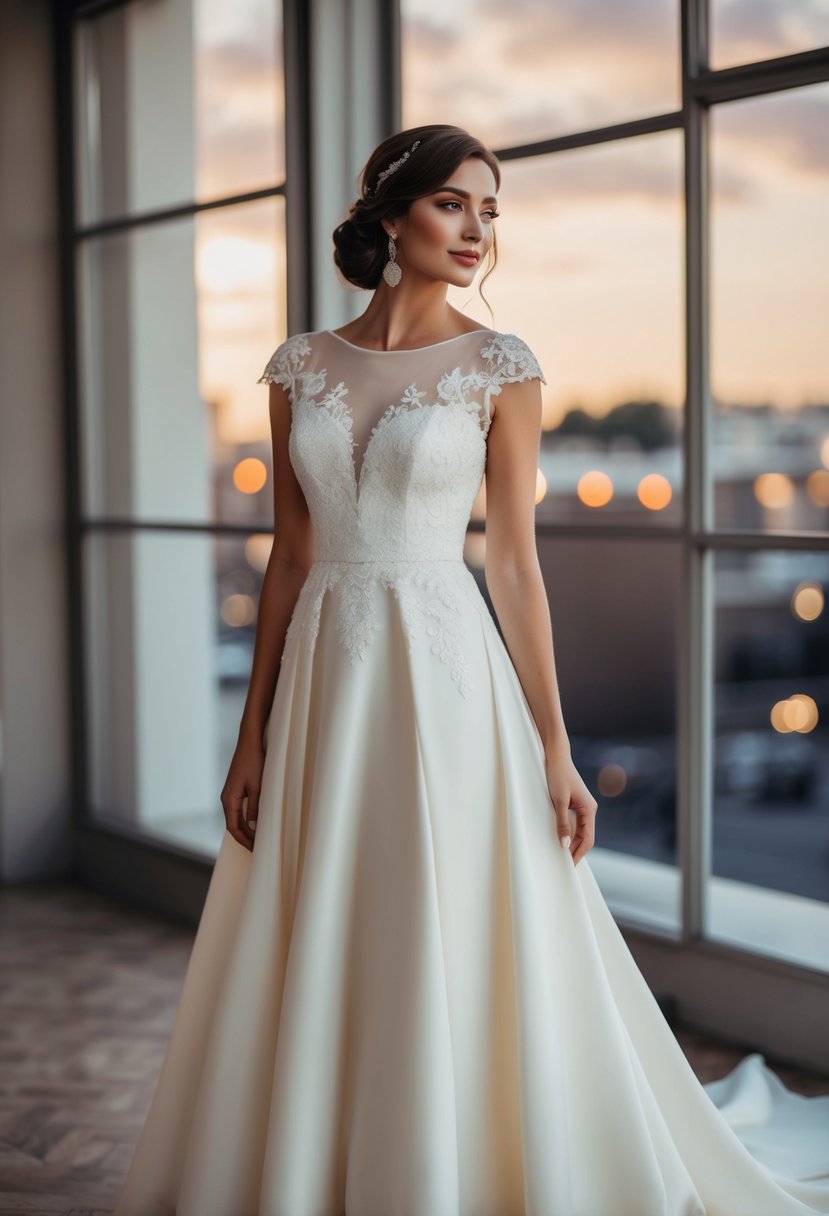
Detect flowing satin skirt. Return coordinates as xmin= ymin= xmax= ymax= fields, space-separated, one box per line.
xmin=114 ymin=574 xmax=829 ymax=1215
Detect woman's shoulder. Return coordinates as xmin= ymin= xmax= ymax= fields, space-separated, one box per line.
xmin=256 ymin=330 xmax=323 ymax=386
xmin=475 ymin=329 xmax=547 ymax=387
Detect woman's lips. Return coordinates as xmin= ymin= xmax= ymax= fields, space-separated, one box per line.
xmin=450 ymin=252 xmax=479 ymax=266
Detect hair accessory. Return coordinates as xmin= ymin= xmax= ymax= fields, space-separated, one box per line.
xmin=366 ymin=138 xmax=421 ymax=196
xmin=382 ymin=232 xmax=402 ymax=287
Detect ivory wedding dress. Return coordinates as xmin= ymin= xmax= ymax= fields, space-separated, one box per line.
xmin=114 ymin=327 xmax=829 ymax=1216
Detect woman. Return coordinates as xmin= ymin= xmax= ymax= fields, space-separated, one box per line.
xmin=115 ymin=124 xmax=829 ymax=1215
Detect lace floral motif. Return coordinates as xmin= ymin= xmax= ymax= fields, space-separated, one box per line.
xmin=257 ymin=332 xmax=311 ymax=393
xmin=481 ymin=332 xmax=546 ymax=387
xmin=281 ymin=560 xmax=482 ymax=698
xmin=479 ymin=332 xmax=547 ymax=426
xmin=318 ymin=380 xmax=352 ymax=431
xmin=259 ymin=329 xmax=546 ymax=697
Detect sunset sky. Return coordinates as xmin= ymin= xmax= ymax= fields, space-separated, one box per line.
xmin=183 ymin=0 xmax=828 ymax=444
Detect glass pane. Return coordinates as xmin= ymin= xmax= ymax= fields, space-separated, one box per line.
xmin=401 ymin=0 xmax=680 ymax=147
xmin=526 ymin=536 xmax=680 ymax=932
xmin=711 ymin=1 xmax=829 ymax=70
xmin=710 ymin=549 xmax=829 ymax=972
xmin=452 ymin=133 xmax=684 ymax=529
xmin=711 ymin=84 xmax=829 ymax=534
xmin=84 ymin=529 xmax=273 ymax=857
xmin=74 ymin=0 xmax=284 ymax=223
xmin=78 ymin=196 xmax=286 ymax=525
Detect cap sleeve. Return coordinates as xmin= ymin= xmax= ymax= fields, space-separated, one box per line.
xmin=256 ymin=332 xmax=312 ymax=395
xmin=480 ymin=332 xmax=546 ymax=391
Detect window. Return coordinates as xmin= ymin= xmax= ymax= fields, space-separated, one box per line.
xmin=72 ymin=0 xmax=290 ymax=857
xmin=711 ymin=84 xmax=829 ymax=535
xmin=710 ymin=548 xmax=829 ymax=970
xmin=402 ymin=0 xmax=829 ymax=968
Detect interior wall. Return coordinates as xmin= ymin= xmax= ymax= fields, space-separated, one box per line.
xmin=0 ymin=0 xmax=71 ymax=881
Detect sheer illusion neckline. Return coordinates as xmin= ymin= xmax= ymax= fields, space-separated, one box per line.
xmin=326 ymin=328 xmax=492 ymax=354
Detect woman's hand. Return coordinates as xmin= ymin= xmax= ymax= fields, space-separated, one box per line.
xmin=220 ymin=731 xmax=266 ymax=853
xmin=544 ymin=736 xmax=598 ymax=865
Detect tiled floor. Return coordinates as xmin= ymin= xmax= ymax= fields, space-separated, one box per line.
xmin=1 ymin=880 xmax=827 ymax=1215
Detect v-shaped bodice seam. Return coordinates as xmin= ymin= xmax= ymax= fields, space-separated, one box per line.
xmin=306 ymin=378 xmax=488 ymax=511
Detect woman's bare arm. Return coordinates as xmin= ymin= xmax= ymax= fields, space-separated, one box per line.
xmin=220 ymin=380 xmax=313 ymax=851
xmin=483 ymin=379 xmax=597 ymax=863
xmin=237 ymin=381 xmax=315 ymax=745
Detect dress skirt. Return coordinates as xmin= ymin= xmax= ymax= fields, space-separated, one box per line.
xmin=114 ymin=570 xmax=829 ymax=1216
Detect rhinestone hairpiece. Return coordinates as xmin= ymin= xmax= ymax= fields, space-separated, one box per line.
xmin=366 ymin=138 xmax=421 ymax=196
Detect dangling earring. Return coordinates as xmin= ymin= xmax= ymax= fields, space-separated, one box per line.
xmin=383 ymin=231 xmax=402 ymax=287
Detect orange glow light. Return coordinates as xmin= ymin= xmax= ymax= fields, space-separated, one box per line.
xmin=637 ymin=473 xmax=672 ymax=511
xmin=754 ymin=472 xmax=794 ymax=509
xmin=233 ymin=457 xmax=268 ymax=494
xmin=597 ymin=764 xmax=627 ymax=797
xmin=577 ymin=469 xmax=613 ymax=508
xmin=806 ymin=469 xmax=829 ymax=507
xmin=791 ymin=581 xmax=824 ymax=622
xmin=245 ymin=534 xmax=273 ymax=572
xmin=770 ymin=694 xmax=819 ymax=734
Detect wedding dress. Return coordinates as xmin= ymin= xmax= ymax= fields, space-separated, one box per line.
xmin=114 ymin=327 xmax=829 ymax=1216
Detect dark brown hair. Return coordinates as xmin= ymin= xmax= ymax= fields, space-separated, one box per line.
xmin=332 ymin=124 xmax=501 ymax=317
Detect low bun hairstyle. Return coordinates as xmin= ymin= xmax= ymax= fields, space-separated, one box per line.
xmin=332 ymin=124 xmax=501 ymax=311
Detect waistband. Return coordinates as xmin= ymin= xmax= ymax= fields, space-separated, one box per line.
xmin=311 ymin=557 xmax=466 ymax=566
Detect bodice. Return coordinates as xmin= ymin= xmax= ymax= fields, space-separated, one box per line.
xmin=258 ymin=328 xmax=545 ymax=563
xmin=258 ymin=327 xmax=546 ymax=696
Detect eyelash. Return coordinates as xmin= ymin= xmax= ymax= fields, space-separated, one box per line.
xmin=439 ymin=201 xmax=500 ymax=219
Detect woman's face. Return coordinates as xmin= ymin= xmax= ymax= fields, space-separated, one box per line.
xmin=385 ymin=155 xmax=499 ymax=287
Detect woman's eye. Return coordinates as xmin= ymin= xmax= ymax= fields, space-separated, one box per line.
xmin=438 ymin=201 xmax=500 ymax=219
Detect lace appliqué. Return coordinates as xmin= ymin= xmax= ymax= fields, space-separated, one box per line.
xmin=318 ymin=380 xmax=352 ymax=430
xmin=481 ymin=332 xmax=546 ymax=386
xmin=257 ymin=332 xmax=311 ymax=393
xmin=281 ymin=561 xmax=480 ymax=698
xmin=479 ymin=333 xmax=547 ymax=423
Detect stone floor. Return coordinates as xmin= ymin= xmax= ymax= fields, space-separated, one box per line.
xmin=1 ymin=880 xmax=827 ymax=1215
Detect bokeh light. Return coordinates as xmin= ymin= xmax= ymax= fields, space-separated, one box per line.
xmin=806 ymin=470 xmax=829 ymax=508
xmin=220 ymin=592 xmax=257 ymax=627
xmin=577 ymin=470 xmax=614 ymax=508
xmin=770 ymin=694 xmax=819 ymax=734
xmin=233 ymin=457 xmax=268 ymax=494
xmin=637 ymin=473 xmax=672 ymax=511
xmin=244 ymin=534 xmax=273 ymax=572
xmin=791 ymin=581 xmax=824 ymax=622
xmin=598 ymin=763 xmax=627 ymax=797
xmin=753 ymin=472 xmax=794 ymax=509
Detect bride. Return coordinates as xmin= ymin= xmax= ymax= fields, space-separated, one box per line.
xmin=114 ymin=123 xmax=829 ymax=1215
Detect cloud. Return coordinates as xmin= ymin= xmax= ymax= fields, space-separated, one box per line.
xmin=402 ymin=0 xmax=678 ymax=146
xmin=402 ymin=0 xmax=829 ymax=204
xmin=713 ymin=87 xmax=829 ymax=180
xmin=713 ymin=0 xmax=829 ymax=61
